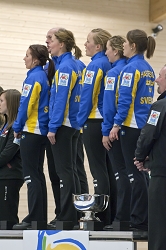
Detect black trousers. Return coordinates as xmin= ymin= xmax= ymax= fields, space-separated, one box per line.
xmin=83 ymin=119 xmax=116 ymax=225
xmin=76 ymin=133 xmax=89 ymax=194
xmin=148 ymin=176 xmax=166 ymax=250
xmin=51 ymin=126 xmax=80 ymax=223
xmin=120 ymin=126 xmax=148 ymax=227
xmin=0 ymin=179 xmax=23 ymax=227
xmin=46 ymin=140 xmax=61 ymax=218
xmin=20 ymin=132 xmax=47 ymax=223
xmin=107 ymin=136 xmax=131 ymax=221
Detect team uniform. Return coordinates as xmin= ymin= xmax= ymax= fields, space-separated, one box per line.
xmin=102 ymin=58 xmax=131 ymax=222
xmin=0 ymin=121 xmax=23 ymax=228
xmin=135 ymin=91 xmax=166 ymax=249
xmin=13 ymin=65 xmax=50 ymax=223
xmin=77 ymin=51 xmax=117 ymax=225
xmin=113 ymin=54 xmax=155 ymax=229
xmin=49 ymin=52 xmax=81 ymax=224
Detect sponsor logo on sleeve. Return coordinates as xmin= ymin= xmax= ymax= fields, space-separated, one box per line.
xmin=147 ymin=110 xmax=160 ymax=126
xmin=22 ymin=84 xmax=32 ymax=97
xmin=84 ymin=70 xmax=95 ymax=84
xmin=105 ymin=77 xmax=115 ymax=90
xmin=121 ymin=73 xmax=133 ymax=87
xmin=58 ymin=73 xmax=69 ymax=86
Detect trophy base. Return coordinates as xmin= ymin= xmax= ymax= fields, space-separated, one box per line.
xmin=0 ymin=221 xmax=15 ymax=230
xmin=112 ymin=221 xmax=130 ymax=231
xmin=79 ymin=221 xmax=104 ymax=231
xmin=56 ymin=221 xmax=74 ymax=230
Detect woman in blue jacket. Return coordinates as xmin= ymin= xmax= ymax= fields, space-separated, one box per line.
xmin=47 ymin=28 xmax=82 ymax=225
xmin=77 ymin=28 xmax=117 ymax=226
xmin=109 ymin=29 xmax=156 ymax=230
xmin=102 ymin=36 xmax=131 ymax=224
xmin=13 ymin=44 xmax=55 ymax=230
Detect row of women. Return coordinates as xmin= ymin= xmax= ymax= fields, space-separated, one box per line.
xmin=0 ymin=27 xmax=156 ymax=231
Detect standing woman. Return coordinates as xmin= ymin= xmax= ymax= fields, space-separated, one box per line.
xmin=0 ymin=89 xmax=23 ymax=229
xmin=110 ymin=29 xmax=156 ymax=230
xmin=77 ymin=28 xmax=116 ymax=226
xmin=12 ymin=44 xmax=55 ymax=230
xmin=102 ymin=36 xmax=131 ymax=223
xmin=47 ymin=28 xmax=82 ymax=225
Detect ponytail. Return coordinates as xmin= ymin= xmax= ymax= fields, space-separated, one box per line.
xmin=47 ymin=58 xmax=55 ymax=86
xmin=73 ymin=44 xmax=82 ymax=59
xmin=146 ymin=36 xmax=156 ymax=59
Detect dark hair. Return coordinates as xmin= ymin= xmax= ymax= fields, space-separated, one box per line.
xmin=54 ymin=28 xmax=82 ymax=59
xmin=91 ymin=28 xmax=112 ymax=51
xmin=108 ymin=36 xmax=126 ymax=58
xmin=0 ymin=86 xmax=4 ymax=127
xmin=0 ymin=89 xmax=21 ymax=129
xmin=29 ymin=44 xmax=55 ymax=86
xmin=126 ymin=29 xmax=156 ymax=59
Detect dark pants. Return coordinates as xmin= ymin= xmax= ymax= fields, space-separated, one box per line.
xmin=46 ymin=141 xmax=61 ymax=218
xmin=148 ymin=176 xmax=166 ymax=250
xmin=120 ymin=126 xmax=148 ymax=227
xmin=107 ymin=136 xmax=131 ymax=221
xmin=0 ymin=179 xmax=23 ymax=227
xmin=76 ymin=133 xmax=89 ymax=194
xmin=83 ymin=119 xmax=116 ymax=225
xmin=51 ymin=126 xmax=80 ymax=223
xmin=20 ymin=132 xmax=47 ymax=223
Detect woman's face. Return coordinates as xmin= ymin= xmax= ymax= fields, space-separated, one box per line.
xmin=23 ymin=48 xmax=34 ymax=69
xmin=123 ymin=39 xmax=133 ymax=58
xmin=84 ymin=32 xmax=99 ymax=57
xmin=105 ymin=40 xmax=117 ymax=63
xmin=0 ymin=93 xmax=8 ymax=115
xmin=49 ymin=34 xmax=64 ymax=57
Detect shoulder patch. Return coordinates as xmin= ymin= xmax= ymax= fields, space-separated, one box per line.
xmin=105 ymin=77 xmax=115 ymax=91
xmin=22 ymin=84 xmax=32 ymax=97
xmin=58 ymin=73 xmax=69 ymax=86
xmin=121 ymin=72 xmax=133 ymax=87
xmin=147 ymin=110 xmax=160 ymax=126
xmin=84 ymin=70 xmax=95 ymax=84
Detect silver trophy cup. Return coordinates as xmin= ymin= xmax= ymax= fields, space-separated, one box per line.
xmin=73 ymin=194 xmax=109 ymax=230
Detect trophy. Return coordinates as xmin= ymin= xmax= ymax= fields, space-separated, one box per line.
xmin=73 ymin=193 xmax=109 ymax=231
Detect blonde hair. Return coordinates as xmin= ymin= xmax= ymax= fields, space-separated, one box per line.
xmin=54 ymin=28 xmax=82 ymax=59
xmin=108 ymin=36 xmax=126 ymax=58
xmin=91 ymin=28 xmax=112 ymax=51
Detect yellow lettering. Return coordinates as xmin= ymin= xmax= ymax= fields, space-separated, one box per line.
xmin=75 ymin=95 xmax=80 ymax=102
xmin=44 ymin=106 xmax=49 ymax=113
xmin=140 ymin=97 xmax=153 ymax=104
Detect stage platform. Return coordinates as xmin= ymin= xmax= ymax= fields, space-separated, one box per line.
xmin=0 ymin=230 xmax=148 ymax=250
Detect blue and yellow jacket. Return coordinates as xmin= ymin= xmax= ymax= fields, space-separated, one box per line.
xmin=114 ymin=54 xmax=155 ymax=129
xmin=49 ymin=52 xmax=80 ymax=133
xmin=102 ymin=58 xmax=127 ymax=136
xmin=13 ymin=66 xmax=50 ymax=135
xmin=77 ymin=51 xmax=112 ymax=127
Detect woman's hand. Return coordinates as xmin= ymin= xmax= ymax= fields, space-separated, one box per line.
xmin=47 ymin=132 xmax=56 ymax=145
xmin=109 ymin=126 xmax=119 ymax=141
xmin=14 ymin=132 xmax=22 ymax=139
xmin=102 ymin=136 xmax=112 ymax=151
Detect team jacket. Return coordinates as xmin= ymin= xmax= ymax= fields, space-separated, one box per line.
xmin=135 ymin=91 xmax=166 ymax=177
xmin=49 ymin=52 xmax=80 ymax=133
xmin=77 ymin=51 xmax=112 ymax=128
xmin=13 ymin=66 xmax=50 ymax=135
xmin=102 ymin=58 xmax=127 ymax=136
xmin=0 ymin=123 xmax=23 ymax=180
xmin=113 ymin=54 xmax=155 ymax=129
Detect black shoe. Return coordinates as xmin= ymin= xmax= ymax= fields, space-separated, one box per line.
xmin=13 ymin=222 xmax=31 ymax=230
xmin=103 ymin=224 xmax=113 ymax=231
xmin=47 ymin=223 xmax=56 ymax=230
xmin=129 ymin=224 xmax=148 ymax=231
xmin=49 ymin=217 xmax=57 ymax=226
xmin=73 ymin=224 xmax=80 ymax=230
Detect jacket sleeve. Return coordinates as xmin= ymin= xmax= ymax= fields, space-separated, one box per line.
xmin=135 ymin=101 xmax=165 ymax=161
xmin=13 ymin=78 xmax=41 ymax=133
xmin=77 ymin=63 xmax=103 ymax=127
xmin=0 ymin=128 xmax=20 ymax=167
xmin=48 ymin=65 xmax=77 ymax=133
xmin=114 ymin=65 xmax=139 ymax=126
xmin=102 ymin=69 xmax=118 ymax=136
